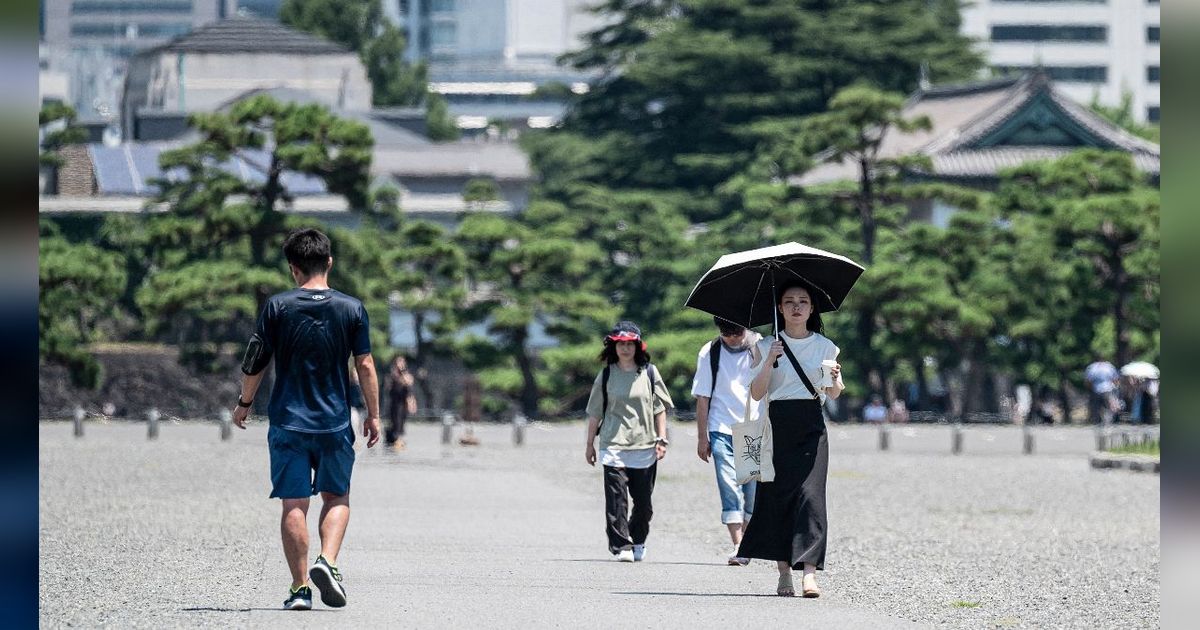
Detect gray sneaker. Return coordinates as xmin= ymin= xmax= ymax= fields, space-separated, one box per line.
xmin=309 ymin=555 xmax=347 ymax=608
xmin=283 ymin=585 xmax=312 ymax=610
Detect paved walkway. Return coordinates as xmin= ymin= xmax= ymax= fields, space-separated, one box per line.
xmin=39 ymin=420 xmax=1158 ymax=628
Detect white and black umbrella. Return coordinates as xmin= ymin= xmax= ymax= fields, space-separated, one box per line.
xmin=684 ymin=242 xmax=866 ymax=330
xmin=1120 ymin=361 xmax=1159 ymax=379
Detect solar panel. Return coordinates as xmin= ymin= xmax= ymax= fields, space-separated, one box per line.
xmin=89 ymin=143 xmax=331 ymax=198
xmin=90 ymin=145 xmax=137 ymax=195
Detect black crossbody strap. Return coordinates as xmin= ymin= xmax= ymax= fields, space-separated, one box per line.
xmin=708 ymin=338 xmax=721 ymax=397
xmin=779 ymin=337 xmax=819 ymax=399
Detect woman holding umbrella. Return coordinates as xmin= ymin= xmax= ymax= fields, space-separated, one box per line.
xmin=737 ymin=280 xmax=843 ymax=597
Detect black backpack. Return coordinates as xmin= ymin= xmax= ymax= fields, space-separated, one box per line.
xmin=595 ymin=363 xmax=659 ymax=437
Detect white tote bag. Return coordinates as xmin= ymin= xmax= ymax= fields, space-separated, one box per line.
xmin=732 ymin=393 xmax=774 ymax=484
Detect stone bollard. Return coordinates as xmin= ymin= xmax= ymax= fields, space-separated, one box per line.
xmin=1094 ymin=426 xmax=1107 ymax=451
xmin=73 ymin=406 xmax=85 ymax=438
xmin=951 ymin=424 xmax=963 ymax=455
xmin=1023 ymin=425 xmax=1035 ymax=455
xmin=512 ymin=412 xmax=527 ymax=446
xmin=878 ymin=423 xmax=890 ymax=451
xmin=147 ymin=408 xmax=160 ymax=440
xmin=441 ymin=412 xmax=456 ymax=445
xmin=219 ymin=409 xmax=233 ymax=441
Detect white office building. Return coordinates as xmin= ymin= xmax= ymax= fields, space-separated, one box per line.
xmin=960 ymin=0 xmax=1160 ymax=123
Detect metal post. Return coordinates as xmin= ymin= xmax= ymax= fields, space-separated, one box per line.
xmin=441 ymin=411 xmax=455 ymax=445
xmin=512 ymin=412 xmax=527 ymax=446
xmin=1022 ymin=425 xmax=1034 ymax=455
xmin=219 ymin=409 xmax=232 ymax=441
xmin=951 ymin=423 xmax=963 ymax=455
xmin=73 ymin=406 xmax=85 ymax=438
xmin=878 ymin=423 xmax=889 ymax=451
xmin=147 ymin=408 xmax=160 ymax=440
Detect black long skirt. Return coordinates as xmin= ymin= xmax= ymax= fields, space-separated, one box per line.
xmin=736 ymin=398 xmax=829 ymax=570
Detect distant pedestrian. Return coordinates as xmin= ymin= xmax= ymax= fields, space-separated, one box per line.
xmin=385 ymin=355 xmax=417 ymax=451
xmin=862 ymin=395 xmax=887 ymax=423
xmin=737 ymin=282 xmax=843 ymax=598
xmin=1084 ymin=360 xmax=1120 ymax=424
xmin=584 ymin=321 xmax=673 ymax=562
xmin=231 ymin=228 xmax=381 ymax=611
xmin=887 ymin=397 xmax=909 ymax=424
xmin=691 ymin=316 xmax=762 ymax=566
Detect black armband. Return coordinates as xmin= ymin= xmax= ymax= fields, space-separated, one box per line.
xmin=241 ymin=333 xmax=271 ymax=375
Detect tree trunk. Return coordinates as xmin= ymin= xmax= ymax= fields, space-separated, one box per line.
xmin=513 ymin=329 xmax=540 ymax=418
xmin=913 ymin=354 xmax=930 ymax=411
xmin=1109 ymin=241 xmax=1131 ymax=366
xmin=856 ymin=157 xmax=881 ymax=394
xmin=409 ymin=312 xmax=436 ymax=409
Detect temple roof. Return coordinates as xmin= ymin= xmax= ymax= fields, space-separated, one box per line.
xmin=795 ymin=72 xmax=1159 ymax=186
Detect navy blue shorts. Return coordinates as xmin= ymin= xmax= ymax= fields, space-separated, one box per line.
xmin=268 ymin=425 xmax=356 ymax=499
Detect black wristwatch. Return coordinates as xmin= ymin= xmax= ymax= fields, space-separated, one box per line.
xmin=236 ymin=396 xmax=253 ymax=408
xmin=655 ymin=436 xmax=670 ymax=447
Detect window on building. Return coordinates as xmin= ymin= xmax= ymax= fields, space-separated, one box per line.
xmin=1147 ymin=106 xmax=1160 ymax=122
xmin=1147 ymin=65 xmax=1160 ymax=83
xmin=71 ymin=1 xmax=194 ymax=14
xmin=70 ymin=22 xmax=191 ymax=38
xmin=1147 ymin=26 xmax=1160 ymax=43
xmin=994 ymin=65 xmax=1107 ymax=83
xmin=431 ymin=0 xmax=455 ymax=12
xmin=431 ymin=21 xmax=456 ymax=47
xmin=991 ymin=25 xmax=1107 ymax=43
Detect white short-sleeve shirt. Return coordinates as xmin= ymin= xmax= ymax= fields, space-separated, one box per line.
xmin=690 ymin=338 xmax=764 ymax=435
xmin=754 ymin=331 xmax=840 ymax=403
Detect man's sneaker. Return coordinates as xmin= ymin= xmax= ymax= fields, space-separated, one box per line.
xmin=616 ymin=548 xmax=635 ymax=562
xmin=283 ymin=585 xmax=312 ymax=610
xmin=632 ymin=544 xmax=646 ymax=562
xmin=309 ymin=555 xmax=347 ymax=608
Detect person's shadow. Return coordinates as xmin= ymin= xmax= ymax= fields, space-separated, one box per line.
xmin=181 ymin=606 xmax=336 ymax=613
xmin=613 ymin=591 xmax=779 ymax=598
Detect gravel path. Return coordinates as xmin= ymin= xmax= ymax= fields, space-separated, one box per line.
xmin=40 ymin=420 xmax=1158 ymax=628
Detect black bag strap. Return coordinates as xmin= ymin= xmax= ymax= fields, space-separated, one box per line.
xmin=778 ymin=337 xmax=820 ymax=399
xmin=708 ymin=338 xmax=722 ymax=397
xmin=596 ymin=363 xmax=659 ymax=437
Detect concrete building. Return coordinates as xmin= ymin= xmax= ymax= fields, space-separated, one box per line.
xmin=121 ymin=16 xmax=371 ymax=139
xmin=388 ymin=0 xmax=602 ymax=130
xmin=40 ymin=0 xmax=238 ymax=117
xmin=960 ymin=0 xmax=1160 ymax=123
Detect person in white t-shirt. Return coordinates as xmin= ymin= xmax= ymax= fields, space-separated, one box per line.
xmin=692 ymin=316 xmax=763 ymax=566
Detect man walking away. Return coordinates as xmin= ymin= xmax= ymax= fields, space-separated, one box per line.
xmin=692 ymin=316 xmax=762 ymax=565
xmin=232 ymin=228 xmax=381 ymax=610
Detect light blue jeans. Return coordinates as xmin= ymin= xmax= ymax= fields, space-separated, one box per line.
xmin=710 ymin=431 xmax=756 ymax=524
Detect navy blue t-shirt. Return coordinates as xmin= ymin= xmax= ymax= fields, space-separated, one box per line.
xmin=253 ymin=288 xmax=372 ymax=433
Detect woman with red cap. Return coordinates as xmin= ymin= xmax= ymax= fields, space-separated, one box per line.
xmin=584 ymin=321 xmax=674 ymax=562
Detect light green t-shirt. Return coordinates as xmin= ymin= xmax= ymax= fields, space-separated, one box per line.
xmin=586 ymin=364 xmax=674 ymax=450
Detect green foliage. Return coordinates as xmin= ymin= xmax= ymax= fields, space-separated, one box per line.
xmin=39 ymin=234 xmax=128 ymax=387
xmin=553 ymin=0 xmax=983 ymax=190
xmin=463 ymin=178 xmax=501 ymax=206
xmin=281 ymin=0 xmax=458 ymax=139
xmin=1089 ymin=91 xmax=1160 ymax=143
xmin=424 ymin=93 xmax=460 ymax=142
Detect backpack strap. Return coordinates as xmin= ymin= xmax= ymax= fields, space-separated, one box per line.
xmin=599 ymin=364 xmax=611 ymax=425
xmin=596 ymin=363 xmax=661 ymax=439
xmin=708 ymin=338 xmax=721 ymax=397
xmin=778 ymin=338 xmax=819 ymax=399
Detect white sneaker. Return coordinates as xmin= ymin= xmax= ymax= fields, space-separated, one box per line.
xmin=632 ymin=544 xmax=646 ymax=562
xmin=616 ymin=548 xmax=635 ymax=562
xmin=727 ymin=551 xmax=750 ymax=566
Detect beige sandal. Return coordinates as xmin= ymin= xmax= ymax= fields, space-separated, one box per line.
xmin=801 ymin=573 xmax=820 ymax=598
xmin=776 ymin=572 xmax=795 ymax=597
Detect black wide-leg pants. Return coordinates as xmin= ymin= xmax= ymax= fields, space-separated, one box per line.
xmin=603 ymin=463 xmax=657 ymax=554
xmin=736 ymin=399 xmax=829 ymax=570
